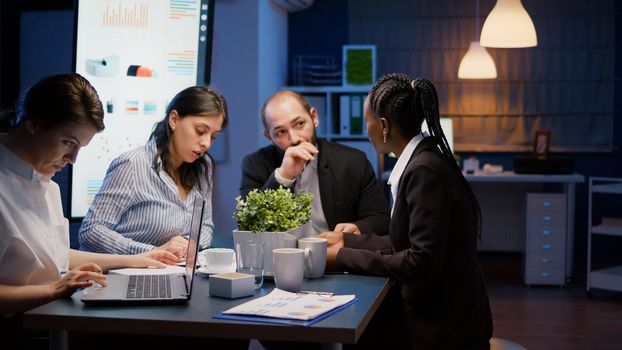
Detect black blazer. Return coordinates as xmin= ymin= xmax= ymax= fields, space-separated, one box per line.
xmin=240 ymin=139 xmax=390 ymax=235
xmin=335 ymin=137 xmax=492 ymax=350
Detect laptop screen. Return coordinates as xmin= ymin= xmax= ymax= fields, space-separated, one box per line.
xmin=185 ymin=192 xmax=205 ymax=295
xmin=422 ymin=116 xmax=454 ymax=154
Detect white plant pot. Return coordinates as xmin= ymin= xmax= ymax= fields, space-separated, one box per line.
xmin=233 ymin=221 xmax=313 ymax=276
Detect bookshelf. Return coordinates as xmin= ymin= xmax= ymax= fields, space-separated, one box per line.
xmin=587 ymin=177 xmax=622 ymax=297
xmin=286 ymin=85 xmax=371 ymax=139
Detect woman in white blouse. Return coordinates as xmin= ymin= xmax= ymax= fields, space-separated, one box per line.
xmin=79 ymin=86 xmax=227 ymax=257
xmin=0 ymin=74 xmax=178 ymax=316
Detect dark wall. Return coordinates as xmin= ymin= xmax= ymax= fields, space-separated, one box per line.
xmin=287 ymin=0 xmax=348 ymax=85
xmin=0 ymin=1 xmax=73 ymax=109
xmin=0 ymin=1 xmax=21 ymax=109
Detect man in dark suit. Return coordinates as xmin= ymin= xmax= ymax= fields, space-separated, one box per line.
xmin=240 ymin=90 xmax=389 ymax=235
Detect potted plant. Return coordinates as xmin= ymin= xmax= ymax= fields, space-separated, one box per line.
xmin=233 ymin=187 xmax=313 ymax=276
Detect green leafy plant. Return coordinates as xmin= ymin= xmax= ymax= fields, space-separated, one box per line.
xmin=234 ymin=187 xmax=313 ymax=233
xmin=346 ymin=48 xmax=373 ymax=85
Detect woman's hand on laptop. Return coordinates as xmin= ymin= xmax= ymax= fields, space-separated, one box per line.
xmin=51 ymin=263 xmax=107 ymax=298
xmin=133 ymin=250 xmax=180 ymax=268
xmin=154 ymin=236 xmax=188 ymax=259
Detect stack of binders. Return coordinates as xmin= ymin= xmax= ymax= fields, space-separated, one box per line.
xmin=339 ymin=94 xmax=366 ymax=136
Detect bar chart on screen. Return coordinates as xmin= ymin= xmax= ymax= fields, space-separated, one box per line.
xmin=71 ymin=0 xmax=215 ymax=218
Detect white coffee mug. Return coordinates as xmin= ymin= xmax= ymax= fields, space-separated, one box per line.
xmin=298 ymin=237 xmax=327 ymax=278
xmin=272 ymin=248 xmax=305 ymax=292
xmin=204 ymin=248 xmax=234 ymax=273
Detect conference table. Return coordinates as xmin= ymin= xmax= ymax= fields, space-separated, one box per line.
xmin=23 ymin=236 xmax=393 ymax=350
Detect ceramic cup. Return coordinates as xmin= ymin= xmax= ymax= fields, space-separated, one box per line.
xmin=272 ymin=248 xmax=305 ymax=292
xmin=204 ymin=248 xmax=234 ymax=273
xmin=298 ymin=237 xmax=327 ymax=278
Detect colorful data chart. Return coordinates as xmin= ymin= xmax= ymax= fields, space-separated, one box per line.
xmin=125 ymin=100 xmax=139 ymax=114
xmin=169 ymin=0 xmax=198 ymax=20
xmin=86 ymin=180 xmax=104 ymax=205
xmin=167 ymin=50 xmax=196 ymax=76
xmin=102 ymin=1 xmax=149 ymax=29
xmin=143 ymin=101 xmax=158 ymax=115
xmin=222 ymin=289 xmax=356 ymax=321
xmin=127 ymin=65 xmax=158 ymax=78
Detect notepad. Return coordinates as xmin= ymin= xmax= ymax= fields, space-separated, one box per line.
xmin=219 ymin=288 xmax=355 ymax=321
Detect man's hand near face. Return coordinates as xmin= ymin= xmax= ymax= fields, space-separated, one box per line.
xmin=278 ymin=141 xmax=319 ymax=180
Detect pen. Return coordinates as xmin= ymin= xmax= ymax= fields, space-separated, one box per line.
xmin=297 ymin=291 xmax=334 ymax=297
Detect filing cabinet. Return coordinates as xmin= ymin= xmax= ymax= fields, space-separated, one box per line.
xmin=524 ymin=193 xmax=567 ymax=286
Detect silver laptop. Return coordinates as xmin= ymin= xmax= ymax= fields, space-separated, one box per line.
xmin=81 ymin=193 xmax=204 ymax=305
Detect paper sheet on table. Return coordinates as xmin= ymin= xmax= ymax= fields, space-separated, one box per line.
xmin=109 ymin=265 xmax=186 ymax=275
xmin=221 ymin=288 xmax=355 ymax=321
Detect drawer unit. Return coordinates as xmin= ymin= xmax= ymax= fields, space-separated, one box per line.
xmin=524 ymin=193 xmax=567 ymax=286
xmin=523 ymin=267 xmax=565 ymax=285
xmin=526 ymin=224 xmax=566 ymax=252
xmin=527 ymin=252 xmax=565 ymax=268
xmin=526 ymin=194 xmax=566 ymax=212
xmin=525 ymin=210 xmax=566 ymax=226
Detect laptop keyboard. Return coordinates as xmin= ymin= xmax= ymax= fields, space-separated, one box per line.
xmin=126 ymin=275 xmax=172 ymax=299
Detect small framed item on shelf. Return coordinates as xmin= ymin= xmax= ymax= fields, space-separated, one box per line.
xmin=342 ymin=45 xmax=376 ymax=87
xmin=534 ymin=130 xmax=551 ymax=158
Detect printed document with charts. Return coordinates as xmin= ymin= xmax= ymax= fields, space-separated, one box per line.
xmin=222 ymin=288 xmax=356 ymax=321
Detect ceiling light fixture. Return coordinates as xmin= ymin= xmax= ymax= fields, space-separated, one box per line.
xmin=480 ymin=0 xmax=537 ymax=48
xmin=458 ymin=0 xmax=497 ymax=79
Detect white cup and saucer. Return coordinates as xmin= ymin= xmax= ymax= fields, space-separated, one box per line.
xmin=196 ymin=248 xmax=236 ymax=277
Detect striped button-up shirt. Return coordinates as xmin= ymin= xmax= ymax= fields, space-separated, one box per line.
xmin=79 ymin=140 xmax=214 ymax=254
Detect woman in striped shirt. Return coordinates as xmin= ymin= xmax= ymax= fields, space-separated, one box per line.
xmin=79 ymin=86 xmax=228 ymax=257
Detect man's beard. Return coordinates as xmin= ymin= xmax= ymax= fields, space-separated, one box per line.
xmin=310 ymin=127 xmax=317 ymax=145
xmin=275 ymin=127 xmax=318 ymax=153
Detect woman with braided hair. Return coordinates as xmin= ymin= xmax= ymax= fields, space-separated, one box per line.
xmin=320 ymin=74 xmax=492 ymax=349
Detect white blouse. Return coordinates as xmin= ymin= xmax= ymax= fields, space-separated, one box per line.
xmin=387 ymin=133 xmax=426 ymax=216
xmin=0 ymin=142 xmax=69 ymax=286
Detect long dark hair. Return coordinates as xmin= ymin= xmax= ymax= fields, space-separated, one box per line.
xmin=150 ymin=86 xmax=228 ymax=192
xmin=369 ymin=73 xmax=482 ymax=237
xmin=0 ymin=73 xmax=104 ymax=133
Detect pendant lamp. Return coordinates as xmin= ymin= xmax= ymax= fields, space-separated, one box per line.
xmin=458 ymin=0 xmax=497 ymax=79
xmin=480 ymin=0 xmax=537 ymax=48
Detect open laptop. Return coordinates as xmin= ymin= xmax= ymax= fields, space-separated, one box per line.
xmin=81 ymin=193 xmax=204 ymax=305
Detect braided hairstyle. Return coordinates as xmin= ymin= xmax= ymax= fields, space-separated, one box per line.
xmin=368 ymin=73 xmax=482 ymax=237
